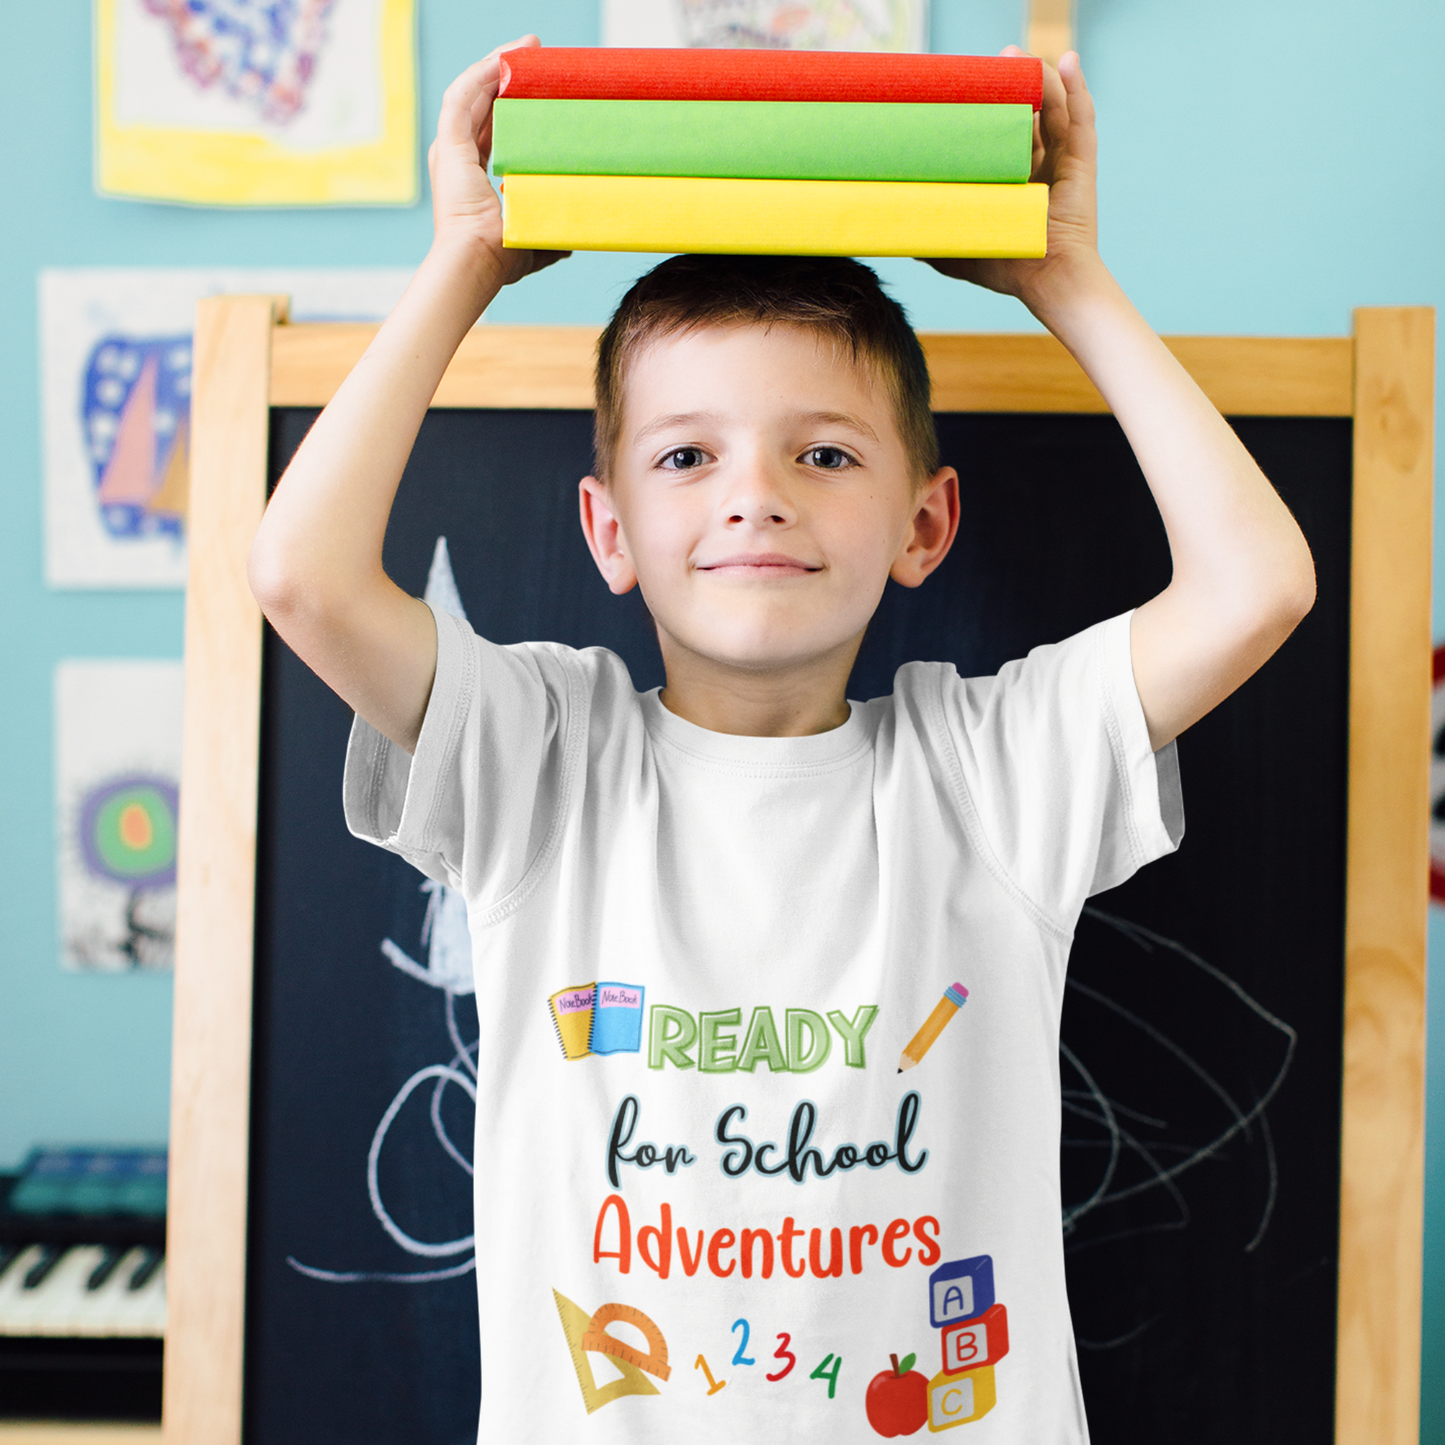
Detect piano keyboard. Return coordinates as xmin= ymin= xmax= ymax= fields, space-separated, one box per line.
xmin=0 ymin=1245 xmax=165 ymax=1338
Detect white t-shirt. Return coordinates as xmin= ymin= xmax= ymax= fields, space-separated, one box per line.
xmin=344 ymin=607 xmax=1182 ymax=1444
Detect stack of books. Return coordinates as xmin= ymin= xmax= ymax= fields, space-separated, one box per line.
xmin=493 ymin=48 xmax=1047 ymax=258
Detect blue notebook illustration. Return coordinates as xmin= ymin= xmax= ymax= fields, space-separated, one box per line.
xmin=589 ymin=982 xmax=646 ymax=1055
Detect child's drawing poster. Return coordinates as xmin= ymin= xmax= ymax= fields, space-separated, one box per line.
xmin=42 ymin=268 xmax=412 ymax=588
xmin=602 ymin=0 xmax=927 ymax=50
xmin=94 ymin=0 xmax=417 ymax=205
xmin=56 ymin=660 xmax=184 ymax=972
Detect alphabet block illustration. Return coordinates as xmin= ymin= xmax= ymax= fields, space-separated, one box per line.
xmin=929 ymin=1255 xmax=994 ymax=1329
xmin=926 ymin=1365 xmax=996 ymax=1430
xmin=941 ymin=1303 xmax=1008 ymax=1374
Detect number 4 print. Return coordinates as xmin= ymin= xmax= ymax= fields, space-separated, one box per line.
xmin=766 ymin=1333 xmax=796 ymax=1382
xmin=810 ymin=1352 xmax=842 ymax=1399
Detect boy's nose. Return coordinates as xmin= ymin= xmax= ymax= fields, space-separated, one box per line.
xmin=722 ymin=465 xmax=796 ymax=528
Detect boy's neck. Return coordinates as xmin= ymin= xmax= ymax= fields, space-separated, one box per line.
xmin=656 ymin=638 xmax=859 ymax=738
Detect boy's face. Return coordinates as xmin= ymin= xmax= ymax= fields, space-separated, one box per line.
xmin=580 ymin=324 xmax=958 ymax=687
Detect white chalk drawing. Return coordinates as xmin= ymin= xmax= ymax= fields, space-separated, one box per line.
xmin=603 ymin=0 xmax=927 ymax=50
xmin=288 ymin=539 xmax=480 ymax=1285
xmin=1061 ymin=907 xmax=1297 ymax=1350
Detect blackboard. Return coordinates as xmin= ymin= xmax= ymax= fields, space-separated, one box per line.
xmin=244 ymin=406 xmax=1351 ymax=1445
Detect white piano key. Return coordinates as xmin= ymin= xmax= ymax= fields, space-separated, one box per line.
xmin=0 ymin=1245 xmax=61 ymax=1334
xmin=0 ymin=1243 xmax=166 ymax=1337
xmin=104 ymin=1249 xmax=166 ymax=1338
xmin=29 ymin=1245 xmax=108 ymax=1336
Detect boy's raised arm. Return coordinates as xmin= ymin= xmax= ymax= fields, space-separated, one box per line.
xmin=247 ymin=39 xmax=565 ymax=755
xmin=929 ymin=53 xmax=1316 ymax=751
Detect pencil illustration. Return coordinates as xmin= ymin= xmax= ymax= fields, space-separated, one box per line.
xmin=898 ymin=982 xmax=969 ymax=1072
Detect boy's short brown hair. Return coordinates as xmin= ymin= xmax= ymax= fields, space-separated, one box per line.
xmin=593 ymin=254 xmax=940 ymax=485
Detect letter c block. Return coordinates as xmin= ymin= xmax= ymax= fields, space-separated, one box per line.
xmin=941 ymin=1303 xmax=1008 ymax=1373
xmin=927 ymin=1365 xmax=996 ymax=1431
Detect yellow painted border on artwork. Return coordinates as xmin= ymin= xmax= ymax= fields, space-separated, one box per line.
xmin=94 ymin=0 xmax=417 ymax=206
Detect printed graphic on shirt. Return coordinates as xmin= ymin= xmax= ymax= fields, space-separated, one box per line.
xmin=549 ymin=981 xmax=647 ymax=1060
xmin=547 ymin=981 xmax=1001 ymax=1427
xmin=646 ymin=1003 xmax=881 ymax=1072
xmin=856 ymin=1257 xmax=1008 ymax=1434
xmin=553 ymin=1289 xmax=670 ymax=1413
xmin=898 ymin=983 xmax=969 ymax=1073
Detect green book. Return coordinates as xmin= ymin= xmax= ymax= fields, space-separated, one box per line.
xmin=492 ymin=99 xmax=1034 ymax=184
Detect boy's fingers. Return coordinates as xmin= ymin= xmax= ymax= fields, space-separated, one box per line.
xmin=436 ymin=38 xmax=540 ymax=156
xmin=1057 ymin=52 xmax=1096 ymax=129
xmin=1054 ymin=52 xmax=1096 ymax=166
xmin=527 ymin=249 xmax=572 ymax=277
xmin=484 ymin=32 xmax=540 ymax=63
xmin=437 ymin=61 xmax=503 ymax=152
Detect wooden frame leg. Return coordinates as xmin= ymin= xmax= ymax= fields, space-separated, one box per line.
xmin=163 ymin=295 xmax=283 ymax=1445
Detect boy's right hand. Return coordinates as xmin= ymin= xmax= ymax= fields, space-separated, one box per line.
xmin=430 ymin=38 xmax=569 ymax=289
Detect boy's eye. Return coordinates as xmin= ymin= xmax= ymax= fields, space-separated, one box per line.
xmin=659 ymin=446 xmax=711 ymax=471
xmin=800 ymin=446 xmax=855 ymax=470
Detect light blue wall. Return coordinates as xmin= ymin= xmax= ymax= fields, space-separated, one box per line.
xmin=1 ymin=0 xmax=1440 ymax=1431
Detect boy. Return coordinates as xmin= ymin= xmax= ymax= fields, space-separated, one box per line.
xmin=248 ymin=38 xmax=1314 ymax=1443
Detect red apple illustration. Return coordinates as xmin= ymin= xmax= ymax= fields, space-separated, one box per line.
xmin=866 ymin=1352 xmax=928 ymax=1436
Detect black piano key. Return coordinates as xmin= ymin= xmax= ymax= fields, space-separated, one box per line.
xmin=87 ymin=1244 xmax=125 ymax=1291
xmin=23 ymin=1243 xmax=65 ymax=1289
xmin=126 ymin=1247 xmax=162 ymax=1291
xmin=0 ymin=1242 xmax=20 ymax=1279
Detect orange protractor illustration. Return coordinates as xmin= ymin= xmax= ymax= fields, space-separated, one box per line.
xmin=582 ymin=1301 xmax=672 ymax=1381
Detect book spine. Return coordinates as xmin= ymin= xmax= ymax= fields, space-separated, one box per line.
xmin=501 ymin=175 xmax=1048 ymax=259
xmin=499 ymin=48 xmax=1043 ymax=108
xmin=492 ymin=100 xmax=1034 ymax=184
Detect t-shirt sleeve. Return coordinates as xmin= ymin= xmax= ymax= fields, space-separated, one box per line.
xmin=925 ymin=610 xmax=1184 ymax=929
xmin=341 ymin=605 xmax=579 ymax=906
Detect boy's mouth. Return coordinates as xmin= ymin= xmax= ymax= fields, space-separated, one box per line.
xmin=697 ymin=553 xmax=820 ymax=577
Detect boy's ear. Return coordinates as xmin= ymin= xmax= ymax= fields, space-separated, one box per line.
xmin=578 ymin=475 xmax=639 ymax=595
xmin=890 ymin=467 xmax=960 ymax=588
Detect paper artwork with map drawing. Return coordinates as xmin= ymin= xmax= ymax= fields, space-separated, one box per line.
xmin=603 ymin=0 xmax=927 ymax=51
xmin=41 ymin=268 xmax=412 ymax=588
xmin=55 ymin=660 xmax=183 ymax=971
xmin=94 ymin=0 xmax=416 ymax=205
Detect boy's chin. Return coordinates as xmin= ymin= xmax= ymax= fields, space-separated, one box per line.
xmin=657 ymin=619 xmax=866 ymax=678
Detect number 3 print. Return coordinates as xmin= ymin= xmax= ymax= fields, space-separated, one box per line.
xmin=766 ymin=1332 xmax=796 ymax=1382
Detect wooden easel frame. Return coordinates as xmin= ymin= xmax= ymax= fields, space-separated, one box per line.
xmin=164 ymin=304 xmax=1433 ymax=1445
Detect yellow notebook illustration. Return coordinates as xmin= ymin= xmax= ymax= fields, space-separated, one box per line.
xmin=548 ymin=981 xmax=647 ymax=1060
xmin=549 ymin=984 xmax=595 ymax=1060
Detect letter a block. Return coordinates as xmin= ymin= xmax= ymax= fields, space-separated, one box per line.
xmin=926 ymin=1365 xmax=996 ymax=1430
xmin=941 ymin=1303 xmax=1008 ymax=1373
xmin=929 ymin=1254 xmax=994 ymax=1328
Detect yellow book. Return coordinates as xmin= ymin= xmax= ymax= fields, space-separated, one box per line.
xmin=501 ymin=175 xmax=1047 ymax=258
xmin=549 ymin=983 xmax=595 ymax=1061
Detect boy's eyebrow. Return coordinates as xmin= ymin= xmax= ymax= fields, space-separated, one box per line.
xmin=787 ymin=410 xmax=881 ymax=442
xmin=632 ymin=411 xmax=724 ymax=443
xmin=632 ymin=410 xmax=881 ymax=444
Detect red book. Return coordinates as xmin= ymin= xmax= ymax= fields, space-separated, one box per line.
xmin=499 ymin=48 xmax=1043 ymax=109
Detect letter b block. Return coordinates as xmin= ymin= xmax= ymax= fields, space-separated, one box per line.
xmin=926 ymin=1365 xmax=996 ymax=1431
xmin=941 ymin=1303 xmax=1008 ymax=1373
xmin=929 ymin=1254 xmax=994 ymax=1328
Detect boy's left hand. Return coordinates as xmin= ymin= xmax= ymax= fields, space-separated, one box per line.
xmin=923 ymin=48 xmax=1101 ymax=311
